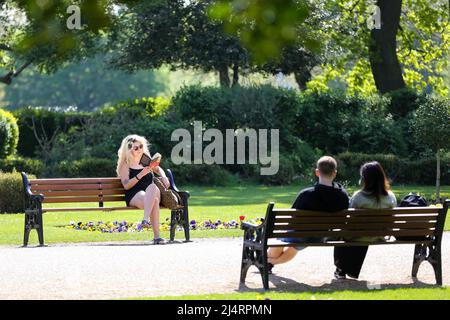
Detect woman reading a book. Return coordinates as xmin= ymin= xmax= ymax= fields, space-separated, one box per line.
xmin=117 ymin=134 xmax=170 ymax=244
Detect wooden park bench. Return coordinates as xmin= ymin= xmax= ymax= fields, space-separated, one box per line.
xmin=240 ymin=201 xmax=449 ymax=289
xmin=21 ymin=170 xmax=190 ymax=246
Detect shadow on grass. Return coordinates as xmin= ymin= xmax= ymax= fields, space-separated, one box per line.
xmin=237 ymin=272 xmax=439 ymax=295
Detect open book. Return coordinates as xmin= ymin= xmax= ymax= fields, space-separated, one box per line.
xmin=139 ymin=152 xmax=161 ymax=168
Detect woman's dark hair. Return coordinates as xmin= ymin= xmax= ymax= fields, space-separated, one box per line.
xmin=359 ymin=161 xmax=390 ymax=202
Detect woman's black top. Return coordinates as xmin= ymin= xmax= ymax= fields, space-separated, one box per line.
xmin=125 ymin=168 xmax=154 ymax=206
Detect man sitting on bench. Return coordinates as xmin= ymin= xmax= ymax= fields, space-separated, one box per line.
xmin=267 ymin=156 xmax=349 ymax=273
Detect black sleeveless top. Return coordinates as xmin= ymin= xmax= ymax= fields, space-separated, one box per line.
xmin=125 ymin=168 xmax=154 ymax=206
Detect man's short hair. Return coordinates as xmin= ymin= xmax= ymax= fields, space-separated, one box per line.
xmin=317 ymin=156 xmax=337 ymax=176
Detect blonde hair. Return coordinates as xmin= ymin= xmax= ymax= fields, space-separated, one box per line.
xmin=116 ymin=134 xmax=151 ymax=176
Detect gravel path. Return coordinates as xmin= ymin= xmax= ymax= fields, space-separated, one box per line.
xmin=0 ymin=233 xmax=449 ymax=300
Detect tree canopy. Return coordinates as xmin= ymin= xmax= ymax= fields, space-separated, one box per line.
xmin=1 ymin=0 xmax=449 ymax=96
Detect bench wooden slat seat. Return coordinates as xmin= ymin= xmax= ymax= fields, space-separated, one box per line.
xmin=21 ymin=169 xmax=191 ymax=246
xmin=240 ymin=201 xmax=449 ymax=289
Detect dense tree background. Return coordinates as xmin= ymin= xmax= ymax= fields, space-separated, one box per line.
xmin=0 ymin=54 xmax=165 ymax=110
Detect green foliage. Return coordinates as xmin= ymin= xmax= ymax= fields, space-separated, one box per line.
xmin=0 ymin=171 xmax=35 ymax=214
xmin=257 ymin=154 xmax=297 ymax=186
xmin=209 ymin=0 xmax=317 ymax=63
xmin=56 ymin=158 xmax=116 ymax=178
xmin=335 ymin=152 xmax=450 ymax=185
xmin=110 ymin=0 xmax=248 ymax=86
xmin=0 ymin=156 xmax=45 ymax=177
xmin=7 ymin=86 xmax=447 ymax=187
xmin=40 ymin=97 xmax=178 ymax=176
xmin=12 ymin=107 xmax=90 ymax=158
xmin=114 ymin=96 xmax=171 ymax=118
xmin=295 ymin=91 xmax=408 ymax=156
xmin=412 ymin=96 xmax=450 ymax=153
xmin=400 ymin=155 xmax=450 ymax=186
xmin=2 ymin=55 xmax=166 ymax=111
xmin=167 ymin=161 xmax=240 ymax=187
xmin=336 ymin=152 xmax=404 ymax=185
xmin=172 ymin=84 xmax=300 ymax=151
xmin=385 ymin=88 xmax=427 ymax=120
xmin=0 ymin=108 xmax=19 ymax=158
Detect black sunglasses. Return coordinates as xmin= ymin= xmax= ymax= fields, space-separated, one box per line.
xmin=128 ymin=143 xmax=144 ymax=151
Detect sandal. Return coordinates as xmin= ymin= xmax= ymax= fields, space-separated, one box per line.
xmin=153 ymin=237 xmax=168 ymax=245
xmin=141 ymin=220 xmax=152 ymax=228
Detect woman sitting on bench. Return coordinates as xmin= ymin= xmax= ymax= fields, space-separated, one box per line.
xmin=117 ymin=134 xmax=169 ymax=245
xmin=334 ymin=161 xmax=397 ymax=279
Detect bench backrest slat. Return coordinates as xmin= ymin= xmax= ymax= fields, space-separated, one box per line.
xmin=274 ymin=229 xmax=436 ymax=239
xmin=274 ymin=221 xmax=436 ymax=231
xmin=272 ymin=207 xmax=440 ymax=216
xmin=274 ymin=215 xmax=437 ymax=224
xmin=42 ymin=196 xmax=126 ymax=203
xmin=29 ymin=177 xmax=126 ymax=204
xmin=37 ymin=189 xmax=126 ymax=197
xmin=29 ymin=178 xmax=122 ymax=184
xmin=31 ymin=183 xmax=123 ymax=191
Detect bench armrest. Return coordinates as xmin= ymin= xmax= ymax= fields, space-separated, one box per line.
xmin=21 ymin=172 xmax=34 ymax=198
xmin=241 ymin=220 xmax=266 ymax=248
xmin=166 ymin=169 xmax=190 ymax=199
xmin=241 ymin=221 xmax=263 ymax=231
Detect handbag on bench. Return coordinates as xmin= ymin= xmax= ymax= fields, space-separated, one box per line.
xmin=153 ymin=176 xmax=182 ymax=210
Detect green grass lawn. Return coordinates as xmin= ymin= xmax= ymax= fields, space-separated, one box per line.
xmin=142 ymin=287 xmax=450 ymax=300
xmin=0 ymin=183 xmax=448 ymax=246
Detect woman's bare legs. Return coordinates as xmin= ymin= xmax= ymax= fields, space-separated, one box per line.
xmin=129 ymin=183 xmax=161 ymax=239
xmin=145 ymin=183 xmax=161 ymax=239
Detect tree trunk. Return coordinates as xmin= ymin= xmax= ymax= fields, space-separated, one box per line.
xmin=369 ymin=0 xmax=406 ymax=93
xmin=232 ymin=64 xmax=239 ymax=87
xmin=218 ymin=65 xmax=230 ymax=88
xmin=436 ymin=150 xmax=441 ymax=203
xmin=294 ymin=69 xmax=312 ymax=90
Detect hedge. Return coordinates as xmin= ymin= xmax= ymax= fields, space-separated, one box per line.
xmin=0 ymin=171 xmax=36 ymax=213
xmin=0 ymin=109 xmax=19 ymax=159
xmin=335 ymin=152 xmax=450 ymax=185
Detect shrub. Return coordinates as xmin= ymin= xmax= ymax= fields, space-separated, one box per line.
xmin=0 ymin=171 xmax=35 ymax=213
xmin=0 ymin=157 xmax=45 ymax=177
xmin=166 ymin=159 xmax=239 ymax=186
xmin=43 ymin=104 xmax=182 ymax=171
xmin=398 ymin=156 xmax=450 ymax=186
xmin=55 ymin=158 xmax=117 ymax=178
xmin=335 ymin=152 xmax=450 ymax=185
xmin=12 ymin=107 xmax=91 ymax=158
xmin=171 ymin=85 xmax=300 ymax=152
xmin=0 ymin=109 xmax=19 ymax=159
xmin=295 ymin=92 xmax=407 ymax=156
xmin=385 ymin=88 xmax=426 ymax=120
xmin=115 ymin=96 xmax=171 ymax=118
xmin=257 ymin=154 xmax=297 ymax=185
xmin=335 ymin=152 xmax=403 ymax=184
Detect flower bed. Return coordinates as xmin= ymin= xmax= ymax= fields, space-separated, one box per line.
xmin=65 ymin=216 xmax=263 ymax=233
